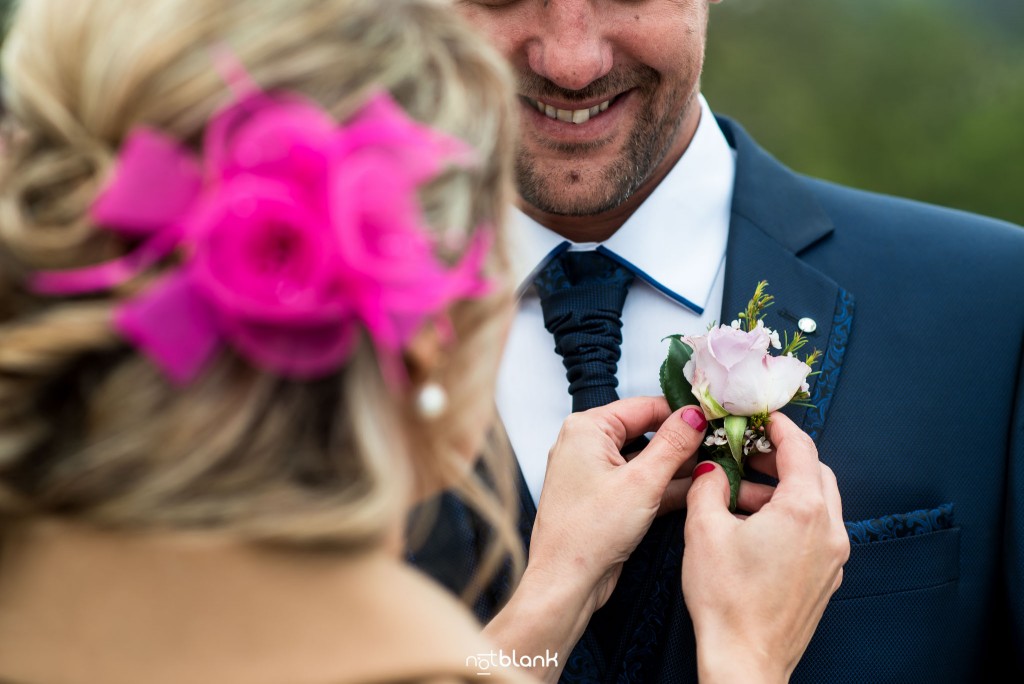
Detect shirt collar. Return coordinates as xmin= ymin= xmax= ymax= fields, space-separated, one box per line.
xmin=507 ymin=94 xmax=736 ymax=315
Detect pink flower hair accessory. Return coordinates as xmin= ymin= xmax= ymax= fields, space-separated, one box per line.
xmin=32 ymin=88 xmax=491 ymax=384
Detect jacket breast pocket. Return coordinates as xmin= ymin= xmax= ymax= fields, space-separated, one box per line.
xmin=791 ymin=505 xmax=961 ymax=683
xmin=834 ymin=503 xmax=959 ymax=601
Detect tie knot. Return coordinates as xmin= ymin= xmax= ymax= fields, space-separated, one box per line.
xmin=533 ymin=250 xmax=634 ymax=300
xmin=533 ymin=250 xmax=634 ymax=412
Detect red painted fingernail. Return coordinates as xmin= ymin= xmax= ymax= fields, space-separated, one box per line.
xmin=681 ymin=406 xmax=707 ymax=431
xmin=692 ymin=462 xmax=716 ymax=481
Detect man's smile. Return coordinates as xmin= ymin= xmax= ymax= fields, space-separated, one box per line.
xmin=523 ymin=95 xmax=617 ymax=125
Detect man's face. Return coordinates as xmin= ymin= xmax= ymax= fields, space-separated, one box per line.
xmin=455 ymin=0 xmax=713 ymax=218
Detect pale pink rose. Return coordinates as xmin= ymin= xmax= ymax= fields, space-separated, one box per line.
xmin=683 ymin=324 xmax=811 ymax=419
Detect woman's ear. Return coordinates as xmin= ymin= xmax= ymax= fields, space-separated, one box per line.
xmin=403 ymin=321 xmax=449 ymax=389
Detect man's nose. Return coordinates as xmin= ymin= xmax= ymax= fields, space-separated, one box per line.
xmin=526 ymin=1 xmax=612 ymax=91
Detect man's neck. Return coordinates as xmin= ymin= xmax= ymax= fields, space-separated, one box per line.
xmin=519 ymin=99 xmax=703 ymax=243
xmin=518 ymin=192 xmax=648 ymax=244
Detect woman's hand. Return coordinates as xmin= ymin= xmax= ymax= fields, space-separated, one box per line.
xmin=529 ymin=396 xmax=707 ymax=610
xmin=485 ymin=396 xmax=707 ymax=682
xmin=681 ymin=412 xmax=850 ymax=684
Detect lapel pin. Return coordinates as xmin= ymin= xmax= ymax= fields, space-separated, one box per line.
xmin=798 ymin=317 xmax=817 ymax=334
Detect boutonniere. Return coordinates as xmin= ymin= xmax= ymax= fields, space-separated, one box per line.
xmin=660 ymin=281 xmax=821 ymax=510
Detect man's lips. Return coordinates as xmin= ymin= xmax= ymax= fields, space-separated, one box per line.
xmin=521 ymin=93 xmax=622 ymax=125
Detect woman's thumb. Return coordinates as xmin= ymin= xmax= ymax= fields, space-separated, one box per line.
xmin=685 ymin=461 xmax=732 ymax=516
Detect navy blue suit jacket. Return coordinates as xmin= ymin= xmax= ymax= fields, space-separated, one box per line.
xmin=411 ymin=116 xmax=1024 ymax=683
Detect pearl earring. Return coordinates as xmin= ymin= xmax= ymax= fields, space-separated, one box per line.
xmin=415 ymin=381 xmax=448 ymax=419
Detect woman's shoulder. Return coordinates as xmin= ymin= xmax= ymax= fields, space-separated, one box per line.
xmin=349 ymin=676 xmax=528 ymax=684
xmin=334 ymin=560 xmax=534 ymax=683
xmin=0 ymin=524 xmax=529 ymax=684
xmin=330 ymin=671 xmax=531 ymax=684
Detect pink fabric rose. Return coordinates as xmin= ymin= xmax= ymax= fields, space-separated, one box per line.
xmin=33 ymin=88 xmax=488 ymax=383
xmin=683 ymin=323 xmax=812 ymax=419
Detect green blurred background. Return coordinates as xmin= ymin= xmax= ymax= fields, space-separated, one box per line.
xmin=2 ymin=0 xmax=1022 ymax=225
xmin=703 ymin=0 xmax=1024 ymax=226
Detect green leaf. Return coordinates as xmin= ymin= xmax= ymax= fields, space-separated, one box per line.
xmin=659 ymin=335 xmax=696 ymax=412
xmin=724 ymin=414 xmax=748 ymax=466
xmin=710 ymin=454 xmax=744 ymax=512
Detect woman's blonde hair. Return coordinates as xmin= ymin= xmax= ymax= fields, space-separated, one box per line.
xmin=0 ymin=0 xmax=522 ymax=596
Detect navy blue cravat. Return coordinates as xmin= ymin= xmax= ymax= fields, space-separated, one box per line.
xmin=535 ymin=250 xmax=685 ymax=683
xmin=534 ymin=250 xmax=634 ymax=413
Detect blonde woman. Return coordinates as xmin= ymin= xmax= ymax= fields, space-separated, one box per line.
xmin=0 ymin=1 xmax=525 ymax=681
xmin=0 ymin=0 xmax=847 ymax=682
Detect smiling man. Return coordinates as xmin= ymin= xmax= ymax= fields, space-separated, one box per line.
xmin=461 ymin=0 xmax=711 ymax=240
xmin=434 ymin=1 xmax=1024 ymax=682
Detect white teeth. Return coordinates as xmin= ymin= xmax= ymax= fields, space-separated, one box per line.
xmin=531 ymin=97 xmax=613 ymax=124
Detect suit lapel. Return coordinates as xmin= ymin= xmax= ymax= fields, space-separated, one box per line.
xmin=717 ymin=117 xmax=855 ymax=443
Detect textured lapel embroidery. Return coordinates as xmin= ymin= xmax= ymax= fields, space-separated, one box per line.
xmin=717 ymin=115 xmax=856 ymax=446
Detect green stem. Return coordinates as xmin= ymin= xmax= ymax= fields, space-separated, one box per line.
xmin=723 ymin=415 xmax=748 ymax=466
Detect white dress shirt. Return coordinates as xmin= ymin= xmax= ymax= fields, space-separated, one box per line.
xmin=496 ymin=95 xmax=737 ymax=505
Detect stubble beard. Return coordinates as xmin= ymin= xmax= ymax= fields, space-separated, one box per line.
xmin=515 ymin=67 xmax=692 ymax=217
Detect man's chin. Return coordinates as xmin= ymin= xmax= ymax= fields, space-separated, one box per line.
xmin=517 ymin=188 xmax=628 ymax=218
xmin=515 ymin=168 xmax=631 ymax=217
